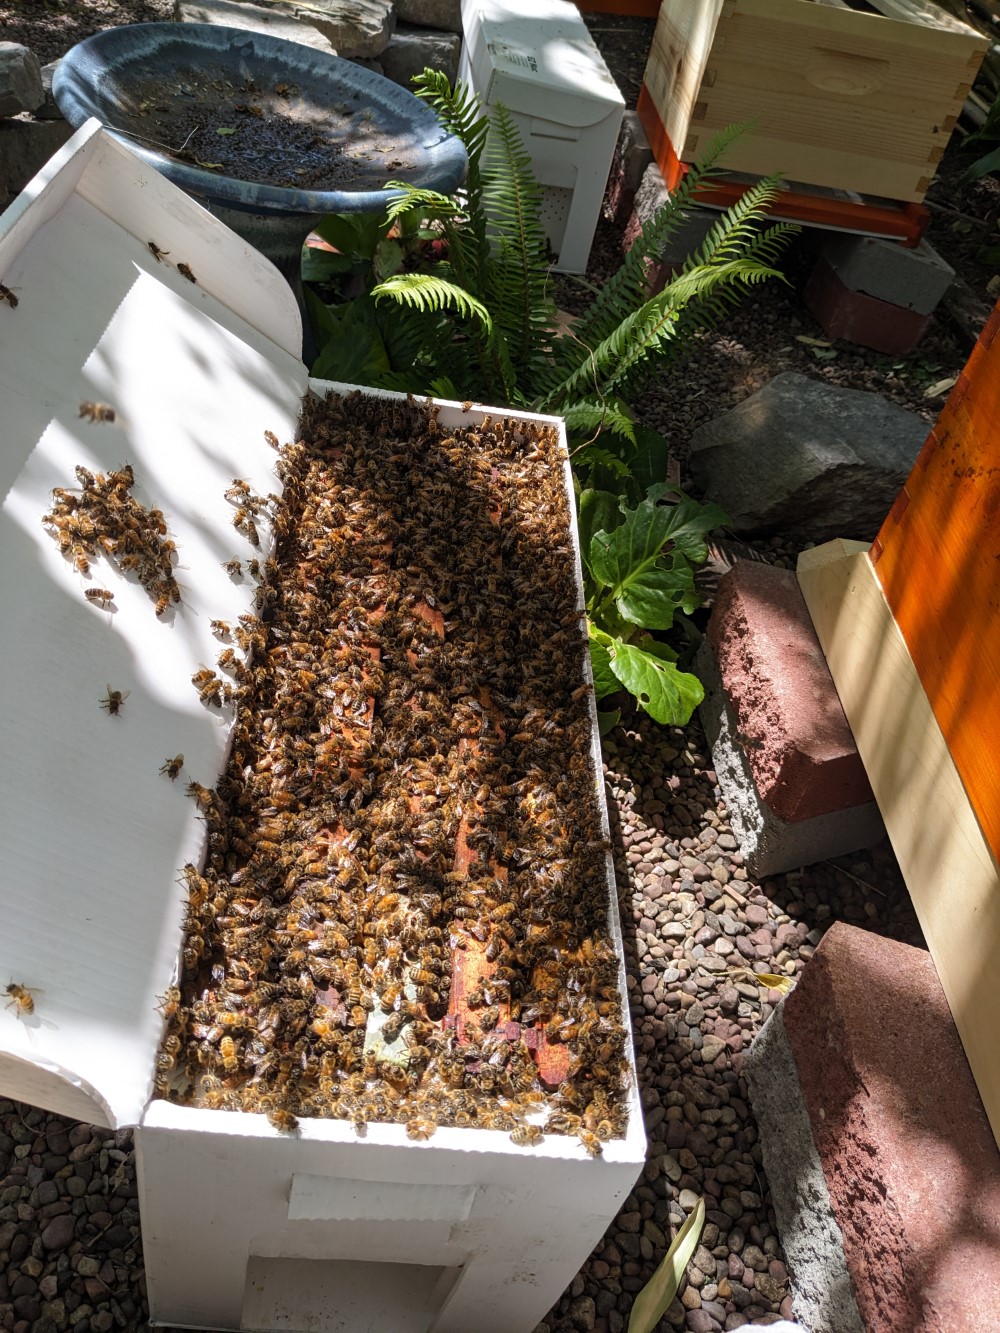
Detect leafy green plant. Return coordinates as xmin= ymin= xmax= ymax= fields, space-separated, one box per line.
xmin=581 ymin=485 xmax=727 ymax=733
xmin=304 ymin=72 xmax=796 ymax=727
xmin=628 ymin=1196 xmax=706 ymax=1333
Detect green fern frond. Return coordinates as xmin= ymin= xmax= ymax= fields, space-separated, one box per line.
xmin=681 ymin=174 xmax=784 ymax=271
xmin=571 ymin=445 xmax=632 ymax=480
xmin=372 ymin=274 xmax=493 ymax=330
xmin=537 ymin=121 xmax=757 ymax=399
xmin=562 ymin=399 xmax=637 ymax=444
xmin=382 ymin=183 xmax=460 ymax=226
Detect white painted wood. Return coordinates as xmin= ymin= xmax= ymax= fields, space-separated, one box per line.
xmin=798 ymin=540 xmax=1000 ymax=1147
xmin=0 ymin=124 xmax=307 ymax=1129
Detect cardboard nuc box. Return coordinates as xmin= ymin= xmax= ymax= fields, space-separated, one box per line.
xmin=0 ymin=122 xmax=645 ymax=1332
xmin=459 ymin=0 xmax=625 ymax=275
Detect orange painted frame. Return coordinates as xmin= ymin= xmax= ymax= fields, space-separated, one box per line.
xmin=635 ymin=85 xmax=929 ymax=246
xmin=871 ymin=303 xmax=1000 ymax=863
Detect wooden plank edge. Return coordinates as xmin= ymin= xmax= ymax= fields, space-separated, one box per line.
xmin=797 ymin=539 xmax=1000 ymax=1151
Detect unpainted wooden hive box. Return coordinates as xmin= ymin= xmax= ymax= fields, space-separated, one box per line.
xmin=640 ymin=0 xmax=988 ymax=203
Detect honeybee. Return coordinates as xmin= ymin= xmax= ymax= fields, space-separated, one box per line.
xmin=156 ymin=987 xmax=182 ymax=1018
xmin=84 ymin=587 xmax=114 ymax=609
xmin=219 ymin=1036 xmax=239 ymax=1071
xmin=267 ymin=1108 xmax=299 ymax=1134
xmin=0 ymin=282 xmax=18 ymax=309
xmin=264 ymin=430 xmax=279 ymax=448
xmin=222 ymin=559 xmax=242 ymax=577
xmin=147 ymin=241 xmax=169 ymax=262
xmin=177 ymin=262 xmax=197 ymax=284
xmin=5 ymin=983 xmax=37 ymax=1016
xmin=578 ymin=1129 xmax=603 ymax=1158
xmin=99 ymin=685 xmax=130 ymax=716
xmin=405 ymin=1118 xmax=436 ymax=1141
xmin=78 ymin=401 xmax=116 ymax=424
xmin=510 ymin=1124 xmax=543 ymax=1147
xmin=233 ymin=510 xmax=259 ymax=546
xmin=160 ymin=754 xmax=184 ymax=780
xmin=211 ymin=620 xmax=232 ymax=637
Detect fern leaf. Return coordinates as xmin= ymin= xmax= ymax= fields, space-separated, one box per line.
xmin=571 ymin=445 xmax=633 ymax=480
xmin=562 ymin=399 xmax=637 ymax=444
xmin=381 ymin=183 xmax=460 ymax=226
xmin=372 ymin=274 xmax=493 ymax=330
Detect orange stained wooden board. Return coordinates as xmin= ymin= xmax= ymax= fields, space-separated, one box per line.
xmin=871 ymin=301 xmax=1000 ymax=863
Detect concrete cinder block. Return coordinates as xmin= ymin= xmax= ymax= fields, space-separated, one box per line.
xmin=746 ymin=922 xmax=1000 ymax=1333
xmin=804 ymin=257 xmax=932 ymax=355
xmin=820 ymin=234 xmax=954 ymax=317
xmin=622 ymin=161 xmax=717 ymax=292
xmin=697 ymin=561 xmax=883 ymax=876
xmin=604 ymin=109 xmax=653 ymax=228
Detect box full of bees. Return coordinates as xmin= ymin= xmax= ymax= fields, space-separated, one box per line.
xmin=0 ymin=121 xmax=646 ymax=1332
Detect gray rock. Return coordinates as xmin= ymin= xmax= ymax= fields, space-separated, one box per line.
xmin=397 ymin=0 xmax=462 ymax=31
xmin=36 ymin=62 xmax=63 ymax=121
xmin=0 ymin=115 xmax=73 ymax=210
xmin=686 ymin=372 xmax=929 ymax=542
xmin=284 ymin=0 xmax=395 ymax=56
xmin=175 ymin=0 xmax=338 ymax=53
xmin=381 ymin=24 xmax=461 ymax=89
xmin=0 ymin=44 xmax=44 ymax=118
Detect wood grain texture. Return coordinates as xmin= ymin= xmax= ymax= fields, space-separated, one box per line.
xmin=797 ymin=541 xmax=1000 ymax=1150
xmin=645 ymin=0 xmax=987 ymax=201
xmin=872 ymin=302 xmax=1000 ymax=864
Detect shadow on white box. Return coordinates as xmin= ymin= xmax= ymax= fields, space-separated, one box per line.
xmin=0 ymin=121 xmax=646 ymax=1331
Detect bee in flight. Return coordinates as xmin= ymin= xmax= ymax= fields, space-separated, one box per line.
xmin=100 ymin=685 xmax=130 ymax=716
xmin=5 ymin=983 xmax=38 ymax=1017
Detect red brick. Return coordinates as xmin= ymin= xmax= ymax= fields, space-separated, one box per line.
xmin=804 ymin=257 xmax=932 ymax=356
xmin=707 ymin=561 xmax=874 ymax=822
xmin=783 ymin=923 xmax=1000 ymax=1333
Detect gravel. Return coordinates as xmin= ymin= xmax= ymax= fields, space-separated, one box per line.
xmin=0 ymin=8 xmax=960 ymax=1333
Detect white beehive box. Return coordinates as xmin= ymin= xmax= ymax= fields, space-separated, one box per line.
xmin=0 ymin=121 xmax=646 ymax=1333
xmin=458 ymin=0 xmax=625 ymax=275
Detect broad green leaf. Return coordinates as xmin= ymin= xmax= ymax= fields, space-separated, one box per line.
xmin=590 ymin=496 xmax=676 ymax=620
xmin=301 ymin=247 xmax=354 ymax=283
xmin=607 ymin=638 xmax=704 ymax=725
xmin=310 ymin=298 xmax=390 ymax=383
xmin=597 ymin=707 xmax=621 ymax=737
xmin=617 ymin=552 xmax=696 ymax=630
xmin=302 ymin=286 xmax=339 ymax=341
xmin=630 ymin=426 xmax=673 ymax=497
xmin=588 ymin=636 xmax=619 ymax=700
xmin=373 ymin=238 xmax=405 ymax=283
xmin=578 ymin=490 xmax=623 ymax=579
xmin=643 ymin=487 xmax=729 ymax=566
xmin=961 ymin=144 xmax=1000 ymax=183
xmin=628 ymin=1196 xmax=705 ymax=1333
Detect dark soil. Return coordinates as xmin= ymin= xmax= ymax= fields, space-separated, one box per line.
xmin=0 ymin=0 xmax=173 ymax=66
xmin=114 ymin=68 xmax=412 ymax=191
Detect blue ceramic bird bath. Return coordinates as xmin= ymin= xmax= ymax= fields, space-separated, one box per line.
xmin=53 ymin=22 xmax=467 ymax=358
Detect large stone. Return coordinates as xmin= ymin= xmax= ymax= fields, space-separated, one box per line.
xmin=381 ymin=23 xmax=460 ymax=89
xmin=36 ymin=62 xmax=65 ymax=121
xmin=397 ymin=0 xmax=462 ymax=32
xmin=747 ymin=922 xmax=1000 ymax=1333
xmin=270 ymin=0 xmax=395 ymax=57
xmin=0 ymin=115 xmax=73 ymax=210
xmin=686 ymin=371 xmax=929 ymax=541
xmin=175 ymin=0 xmax=338 ymax=53
xmin=0 ymin=43 xmax=44 ymax=119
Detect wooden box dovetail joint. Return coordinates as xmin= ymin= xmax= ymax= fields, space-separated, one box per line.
xmin=641 ymin=0 xmax=987 ymax=203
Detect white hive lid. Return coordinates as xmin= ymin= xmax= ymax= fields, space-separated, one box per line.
xmin=0 ymin=120 xmax=308 ymax=1129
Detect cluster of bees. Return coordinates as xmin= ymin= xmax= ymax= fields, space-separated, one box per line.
xmin=159 ymin=391 xmax=630 ymax=1153
xmin=41 ymin=456 xmax=181 ymax=617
